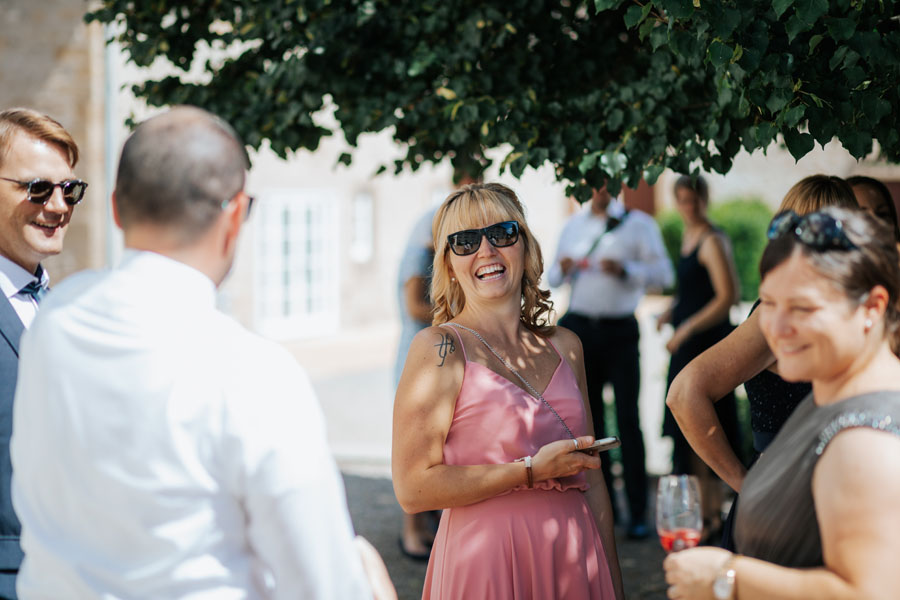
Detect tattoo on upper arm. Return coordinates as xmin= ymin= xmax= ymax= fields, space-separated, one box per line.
xmin=435 ymin=333 xmax=456 ymax=367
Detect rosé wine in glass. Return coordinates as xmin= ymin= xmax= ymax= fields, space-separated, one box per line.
xmin=656 ymin=475 xmax=702 ymax=553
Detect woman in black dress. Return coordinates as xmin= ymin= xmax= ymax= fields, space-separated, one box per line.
xmin=659 ymin=175 xmax=741 ymax=538
xmin=665 ymin=175 xmax=858 ymax=548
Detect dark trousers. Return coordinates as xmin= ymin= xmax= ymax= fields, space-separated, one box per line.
xmin=559 ymin=312 xmax=647 ymax=525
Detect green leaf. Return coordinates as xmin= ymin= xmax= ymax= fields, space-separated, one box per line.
xmin=600 ymin=151 xmax=628 ymax=174
xmin=708 ymin=40 xmax=732 ymax=68
xmin=579 ymin=151 xmax=602 ymax=174
xmin=808 ymin=34 xmax=823 ymax=54
xmin=827 ymin=17 xmax=856 ymax=41
xmin=783 ymin=104 xmax=806 ymax=127
xmin=860 ymin=94 xmax=891 ymax=123
xmin=766 ymin=89 xmax=792 ymax=113
xmin=773 ymin=0 xmax=794 ymax=18
xmin=650 ymin=25 xmax=668 ymax=50
xmin=500 ymin=151 xmax=525 ymax=171
xmin=643 ymin=164 xmax=665 ymax=185
xmin=436 ymin=87 xmax=457 ymax=100
xmin=624 ymin=5 xmax=645 ymax=29
xmin=784 ymin=15 xmax=807 ymax=42
xmin=713 ymin=8 xmax=742 ymax=38
xmin=594 ymin=0 xmax=624 ymax=11
xmin=794 ymin=0 xmax=828 ymax=27
xmin=841 ymin=129 xmax=873 ymax=158
xmin=658 ymin=0 xmax=694 ymax=20
xmin=755 ymin=122 xmax=777 ymax=146
xmin=638 ymin=17 xmax=655 ymax=40
xmin=829 ymin=46 xmax=849 ymax=70
xmin=783 ymin=129 xmax=815 ymax=161
xmin=607 ymin=109 xmax=624 ymax=130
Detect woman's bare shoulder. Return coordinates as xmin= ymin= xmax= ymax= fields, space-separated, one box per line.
xmin=549 ymin=326 xmax=584 ymax=360
xmin=407 ymin=325 xmax=466 ymax=370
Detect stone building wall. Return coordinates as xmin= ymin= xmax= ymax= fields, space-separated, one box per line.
xmin=0 ymin=0 xmax=108 ymax=281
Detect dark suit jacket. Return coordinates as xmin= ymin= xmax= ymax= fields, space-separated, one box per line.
xmin=0 ymin=294 xmax=24 ymax=599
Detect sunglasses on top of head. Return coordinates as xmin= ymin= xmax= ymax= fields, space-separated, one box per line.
xmin=766 ymin=210 xmax=857 ymax=251
xmin=447 ymin=220 xmax=520 ymax=256
xmin=0 ymin=177 xmax=88 ymax=206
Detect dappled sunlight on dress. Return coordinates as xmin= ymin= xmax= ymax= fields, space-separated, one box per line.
xmin=421 ymin=327 xmax=615 ymax=599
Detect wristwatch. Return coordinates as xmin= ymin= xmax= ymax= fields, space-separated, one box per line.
xmin=712 ymin=555 xmax=737 ymax=600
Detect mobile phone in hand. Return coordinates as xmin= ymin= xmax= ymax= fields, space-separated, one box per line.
xmin=574 ymin=436 xmax=621 ymax=455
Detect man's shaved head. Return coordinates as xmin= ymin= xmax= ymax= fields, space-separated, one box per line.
xmin=114 ymin=106 xmax=249 ymax=239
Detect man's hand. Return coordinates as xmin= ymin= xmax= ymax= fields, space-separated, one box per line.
xmin=354 ymin=536 xmax=398 ymax=600
xmin=559 ymin=256 xmax=576 ymax=276
xmin=599 ymin=258 xmax=625 ymax=278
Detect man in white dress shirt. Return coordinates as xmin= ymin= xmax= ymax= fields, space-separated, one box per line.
xmin=0 ymin=107 xmax=86 ymax=599
xmin=10 ymin=107 xmax=381 ymax=599
xmin=548 ymin=185 xmax=673 ymax=540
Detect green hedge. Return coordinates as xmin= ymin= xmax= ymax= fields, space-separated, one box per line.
xmin=657 ymin=198 xmax=773 ymax=302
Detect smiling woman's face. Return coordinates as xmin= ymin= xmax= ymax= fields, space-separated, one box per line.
xmin=758 ymin=250 xmax=866 ymax=384
xmin=447 ymin=218 xmax=525 ymax=305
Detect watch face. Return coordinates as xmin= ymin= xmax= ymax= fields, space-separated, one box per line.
xmin=712 ymin=572 xmax=734 ymax=600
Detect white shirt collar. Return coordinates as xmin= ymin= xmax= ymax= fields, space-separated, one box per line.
xmin=583 ymin=197 xmax=627 ymax=221
xmin=0 ymin=254 xmax=45 ymax=301
xmin=118 ymin=249 xmax=217 ymax=308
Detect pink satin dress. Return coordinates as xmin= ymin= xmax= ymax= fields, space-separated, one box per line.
xmin=421 ymin=325 xmax=616 ymax=599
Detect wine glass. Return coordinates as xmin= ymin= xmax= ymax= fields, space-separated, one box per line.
xmin=656 ymin=474 xmax=702 ymax=553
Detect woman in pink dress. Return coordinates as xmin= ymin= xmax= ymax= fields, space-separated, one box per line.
xmin=393 ymin=183 xmax=623 ymax=599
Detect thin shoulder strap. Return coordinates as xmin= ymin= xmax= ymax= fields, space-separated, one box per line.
xmin=441 ymin=321 xmax=575 ymax=439
xmin=545 ymin=335 xmax=565 ymax=362
xmin=690 ymin=229 xmax=714 ymax=256
xmin=438 ymin=323 xmax=468 ymax=361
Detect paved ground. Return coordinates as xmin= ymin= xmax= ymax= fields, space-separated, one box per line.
xmin=343 ymin=471 xmax=669 ymax=600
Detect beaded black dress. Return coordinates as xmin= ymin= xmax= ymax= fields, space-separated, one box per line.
xmin=742 ymin=301 xmax=812 ymax=454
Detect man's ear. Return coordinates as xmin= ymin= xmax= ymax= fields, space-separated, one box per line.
xmin=221 ymin=194 xmax=246 ymax=256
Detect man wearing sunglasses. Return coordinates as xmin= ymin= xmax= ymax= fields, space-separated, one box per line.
xmin=548 ymin=185 xmax=673 ymax=541
xmin=10 ymin=107 xmax=386 ymax=598
xmin=0 ymin=107 xmax=84 ymax=598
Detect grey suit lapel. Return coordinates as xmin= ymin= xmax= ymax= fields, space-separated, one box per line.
xmin=0 ymin=294 xmax=24 ymax=357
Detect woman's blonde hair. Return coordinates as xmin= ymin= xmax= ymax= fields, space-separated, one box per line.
xmin=431 ymin=183 xmax=555 ymax=335
xmin=778 ymin=175 xmax=857 ymax=215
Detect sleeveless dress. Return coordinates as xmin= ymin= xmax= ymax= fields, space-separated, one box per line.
xmin=735 ymin=391 xmax=900 ymax=566
xmin=662 ymin=229 xmax=741 ymax=472
xmin=421 ymin=325 xmax=616 ymax=600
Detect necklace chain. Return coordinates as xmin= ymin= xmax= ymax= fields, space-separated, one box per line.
xmin=443 ymin=323 xmax=576 ymax=440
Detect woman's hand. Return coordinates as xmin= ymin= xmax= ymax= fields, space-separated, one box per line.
xmin=663 ymin=547 xmax=732 ymax=600
xmin=656 ymin=307 xmax=673 ymax=332
xmin=532 ymin=435 xmax=601 ymax=482
xmin=666 ymin=323 xmax=692 ymax=354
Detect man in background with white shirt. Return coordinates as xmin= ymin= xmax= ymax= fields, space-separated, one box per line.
xmin=0 ymin=107 xmax=86 ymax=599
xmin=548 ymin=185 xmax=673 ymax=540
xmin=11 ymin=107 xmax=385 ymax=599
